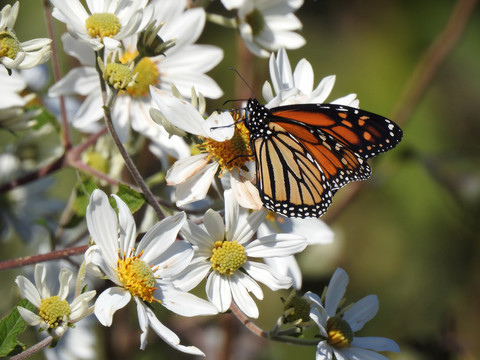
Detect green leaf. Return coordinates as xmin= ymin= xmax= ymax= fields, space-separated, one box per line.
xmin=0 ymin=299 xmax=35 ymax=357
xmin=115 ymin=183 xmax=146 ymax=214
xmin=72 ymin=177 xmax=98 ymax=218
xmin=29 ymin=105 xmax=58 ymax=131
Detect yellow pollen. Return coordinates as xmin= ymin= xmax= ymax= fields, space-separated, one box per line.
xmin=326 ymin=316 xmax=354 ymax=348
xmin=200 ymin=122 xmax=253 ymax=174
xmin=85 ymin=13 xmax=121 ymax=39
xmin=125 ymin=57 xmax=159 ymax=97
xmin=116 ymin=252 xmax=158 ymax=303
xmin=210 ymin=240 xmax=246 ymax=276
xmin=0 ymin=31 xmax=21 ymax=59
xmin=39 ymin=296 xmax=71 ymax=329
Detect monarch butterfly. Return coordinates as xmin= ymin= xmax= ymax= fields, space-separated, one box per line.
xmin=244 ymin=98 xmax=403 ymax=218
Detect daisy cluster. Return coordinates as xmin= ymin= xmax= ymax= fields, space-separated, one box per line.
xmin=0 ymin=1 xmax=401 ymax=359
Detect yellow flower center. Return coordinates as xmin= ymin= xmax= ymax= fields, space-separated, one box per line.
xmin=326 ymin=316 xmax=354 ymax=348
xmin=245 ymin=8 xmax=265 ymax=36
xmin=282 ymin=292 xmax=311 ymax=324
xmin=39 ymin=296 xmax=71 ymax=329
xmin=200 ymin=122 xmax=253 ymax=174
xmin=0 ymin=31 xmax=21 ymax=59
xmin=85 ymin=13 xmax=121 ymax=39
xmin=116 ymin=251 xmax=158 ymax=303
xmin=210 ymin=240 xmax=246 ymax=276
xmin=126 ymin=57 xmax=159 ymax=97
xmin=103 ymin=62 xmax=135 ymax=90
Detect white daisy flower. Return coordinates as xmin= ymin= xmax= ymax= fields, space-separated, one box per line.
xmin=172 ymin=189 xmax=308 ymax=318
xmin=0 ymin=69 xmax=40 ymax=131
xmin=48 ymin=0 xmax=223 ymax=146
xmin=15 ymin=264 xmax=96 ymax=338
xmin=263 ymin=48 xmax=360 ymax=108
xmin=0 ymin=1 xmax=52 ymax=70
xmin=232 ymin=0 xmax=306 ymax=58
xmin=307 ymin=268 xmax=400 ymax=360
xmin=258 ymin=215 xmax=334 ymax=289
xmin=49 ymin=0 xmax=145 ymax=51
xmin=85 ymin=189 xmax=217 ymax=355
xmin=152 ymin=88 xmax=262 ymax=210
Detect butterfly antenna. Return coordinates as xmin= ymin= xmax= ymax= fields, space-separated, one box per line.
xmin=229 ymin=67 xmax=256 ymax=98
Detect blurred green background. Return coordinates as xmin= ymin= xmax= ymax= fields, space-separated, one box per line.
xmin=2 ymin=0 xmax=480 ymax=359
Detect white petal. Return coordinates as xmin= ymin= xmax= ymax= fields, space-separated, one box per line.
xmin=229 ymin=274 xmax=259 ymax=318
xmin=157 ymin=283 xmax=218 ymax=316
xmin=243 ymin=261 xmax=292 ymax=290
xmin=134 ymin=297 xmax=149 ymax=349
xmin=17 ymin=307 xmax=43 ymax=326
xmin=293 ymin=58 xmax=314 ymax=95
xmin=341 ymin=346 xmax=389 ymax=360
xmin=175 ymin=162 xmax=218 ymax=206
xmin=166 ymin=154 xmax=209 ymax=185
xmin=230 ymin=170 xmax=263 ymax=210
xmin=245 ymin=233 xmax=307 ymax=257
xmin=316 ymin=341 xmax=334 ymax=360
xmin=204 ymin=209 xmax=225 ymax=242
xmin=34 ymin=264 xmax=50 ymax=299
xmin=224 ymin=189 xmax=239 ymax=241
xmin=172 ymin=258 xmax=212 ymax=292
xmin=206 ymin=273 xmax=231 ymax=313
xmin=112 ymin=194 xmax=137 ymax=257
xmin=310 ymin=75 xmax=336 ymax=104
xmin=181 ymin=220 xmax=214 ymax=249
xmin=15 ymin=276 xmax=41 ymax=308
xmin=70 ymin=290 xmax=96 ymax=321
xmin=343 ymin=294 xmax=378 ymax=332
xmin=325 ymin=268 xmax=348 ymax=317
xmin=310 ymin=308 xmax=328 ymax=338
xmin=86 ymin=189 xmax=119 ymax=270
xmin=57 ymin=268 xmax=73 ymax=300
xmin=151 ymin=240 xmax=193 ymax=279
xmin=150 ymin=87 xmax=206 ymax=136
xmin=202 ymin=112 xmax=234 ymax=141
xmin=144 ymin=304 xmax=205 ymax=355
xmin=138 ymin=212 xmax=186 ymax=264
xmin=351 ymin=337 xmax=400 ymax=353
xmin=94 ymin=287 xmax=131 ymax=326
xmin=264 ymin=255 xmax=302 ymax=289
xmin=232 ymin=209 xmax=266 ymax=245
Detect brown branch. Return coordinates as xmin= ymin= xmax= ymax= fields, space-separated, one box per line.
xmin=43 ymin=0 xmax=71 ymax=150
xmin=0 ymin=245 xmax=88 ymax=271
xmin=323 ymin=0 xmax=478 ymax=224
xmin=230 ymin=302 xmax=269 ymax=339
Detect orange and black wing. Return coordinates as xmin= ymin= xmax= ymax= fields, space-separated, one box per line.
xmin=246 ymin=99 xmax=402 ymax=218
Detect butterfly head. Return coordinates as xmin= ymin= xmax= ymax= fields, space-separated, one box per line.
xmin=245 ymin=98 xmax=272 ymax=136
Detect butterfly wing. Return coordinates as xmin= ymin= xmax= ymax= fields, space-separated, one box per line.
xmin=271 ymin=103 xmax=403 ymax=159
xmin=249 ymin=102 xmax=402 ymax=218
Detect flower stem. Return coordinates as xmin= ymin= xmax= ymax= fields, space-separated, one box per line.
xmin=10 ymin=336 xmax=53 ymax=360
xmin=101 ymin=90 xmax=165 ymax=220
xmin=43 ymin=0 xmax=71 ymax=150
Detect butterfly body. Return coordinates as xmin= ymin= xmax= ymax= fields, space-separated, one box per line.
xmin=244 ymin=98 xmax=403 ymax=218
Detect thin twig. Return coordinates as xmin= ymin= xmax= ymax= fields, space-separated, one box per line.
xmin=323 ymin=0 xmax=478 ymax=224
xmin=11 ymin=336 xmax=53 ymax=360
xmin=43 ymin=0 xmax=71 ymax=150
xmin=0 ymin=245 xmax=88 ymax=271
xmin=101 ymin=93 xmax=166 ymax=220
